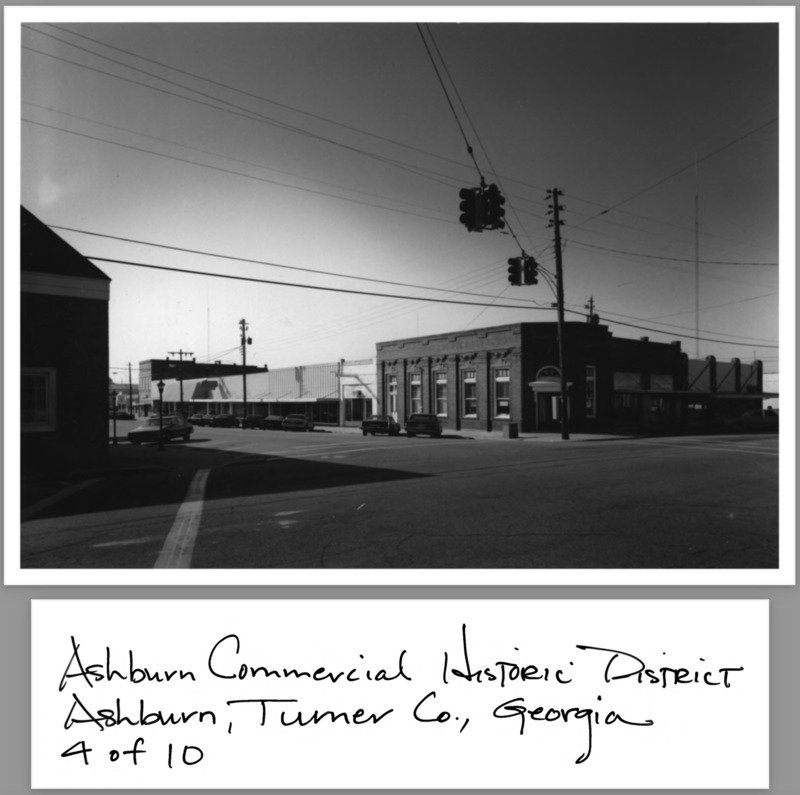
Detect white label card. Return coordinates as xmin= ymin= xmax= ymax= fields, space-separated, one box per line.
xmin=31 ymin=600 xmax=768 ymax=789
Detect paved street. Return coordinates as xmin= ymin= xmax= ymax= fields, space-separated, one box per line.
xmin=20 ymin=422 xmax=779 ymax=570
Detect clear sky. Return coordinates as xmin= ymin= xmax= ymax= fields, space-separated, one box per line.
xmin=13 ymin=7 xmax=791 ymax=384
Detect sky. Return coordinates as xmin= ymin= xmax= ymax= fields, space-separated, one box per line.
xmin=11 ymin=6 xmax=792 ymax=386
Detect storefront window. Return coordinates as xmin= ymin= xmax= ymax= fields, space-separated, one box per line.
xmin=462 ymin=370 xmax=477 ymax=417
xmin=22 ymin=368 xmax=55 ymax=430
xmin=586 ymin=365 xmax=597 ymax=419
xmin=409 ymin=373 xmax=422 ymax=414
xmin=435 ymin=373 xmax=448 ymax=417
xmin=387 ymin=375 xmax=398 ymax=416
xmin=494 ymin=369 xmax=510 ymax=417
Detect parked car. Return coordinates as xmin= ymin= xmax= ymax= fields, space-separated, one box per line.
xmin=405 ymin=413 xmax=443 ymax=438
xmin=241 ymin=414 xmax=268 ymax=430
xmin=188 ymin=413 xmax=209 ymax=426
xmin=263 ymin=415 xmax=285 ymax=430
xmin=210 ymin=413 xmax=240 ymax=428
xmin=361 ymin=414 xmax=401 ymax=436
xmin=110 ymin=410 xmax=134 ymax=420
xmin=128 ymin=414 xmax=193 ymax=445
xmin=727 ymin=409 xmax=779 ymax=433
xmin=282 ymin=414 xmax=315 ymax=432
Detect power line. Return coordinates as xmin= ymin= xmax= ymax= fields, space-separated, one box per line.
xmin=22 ymin=43 xmax=468 ymax=193
xmin=36 ymin=23 xmax=473 ymax=175
xmin=578 ymin=117 xmax=778 ymax=224
xmin=85 ymin=253 xmax=778 ymax=350
xmin=569 ymin=238 xmax=778 ymax=267
xmin=49 ymin=223 xmax=545 ymax=307
xmin=24 ymin=118 xmax=457 ymax=226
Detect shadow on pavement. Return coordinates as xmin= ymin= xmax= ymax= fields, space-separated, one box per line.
xmin=21 ymin=440 xmax=430 ymax=521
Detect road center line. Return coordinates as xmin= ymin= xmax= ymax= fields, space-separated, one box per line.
xmin=153 ymin=468 xmax=211 ymax=569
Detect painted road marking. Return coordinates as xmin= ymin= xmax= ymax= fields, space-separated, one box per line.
xmin=153 ymin=468 xmax=211 ymax=568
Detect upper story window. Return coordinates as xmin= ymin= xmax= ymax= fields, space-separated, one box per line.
xmin=462 ymin=369 xmax=477 ymax=417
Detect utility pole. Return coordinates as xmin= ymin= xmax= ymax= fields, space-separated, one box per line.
xmin=128 ymin=363 xmax=134 ymax=416
xmin=547 ymin=188 xmax=569 ymax=440
xmin=240 ymin=318 xmax=252 ymax=417
xmin=167 ymin=349 xmax=193 ymax=416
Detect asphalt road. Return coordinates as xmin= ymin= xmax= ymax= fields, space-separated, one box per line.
xmin=20 ymin=423 xmax=780 ymax=570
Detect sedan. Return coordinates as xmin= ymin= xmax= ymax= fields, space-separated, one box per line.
xmin=405 ymin=413 xmax=443 ymax=438
xmin=282 ymin=414 xmax=315 ymax=432
xmin=361 ymin=415 xmax=401 ymax=436
xmin=727 ymin=409 xmax=779 ymax=433
xmin=211 ymin=414 xmax=240 ymax=428
xmin=241 ymin=414 xmax=268 ymax=430
xmin=128 ymin=414 xmax=194 ymax=445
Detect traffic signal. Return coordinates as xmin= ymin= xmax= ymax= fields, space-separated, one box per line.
xmin=483 ymin=183 xmax=506 ymax=230
xmin=458 ymin=187 xmax=483 ymax=232
xmin=523 ymin=256 xmax=539 ymax=285
xmin=507 ymin=257 xmax=521 ymax=286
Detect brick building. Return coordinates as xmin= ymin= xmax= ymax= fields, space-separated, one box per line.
xmin=376 ymin=322 xmax=766 ymax=434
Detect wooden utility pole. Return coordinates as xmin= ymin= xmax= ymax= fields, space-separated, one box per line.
xmin=128 ymin=362 xmax=134 ymax=416
xmin=240 ymin=319 xmax=251 ymax=417
xmin=548 ymin=188 xmax=570 ymax=440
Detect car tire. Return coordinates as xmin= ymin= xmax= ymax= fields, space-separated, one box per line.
xmin=407 ymin=432 xmax=415 ymax=437
xmin=183 ymin=434 xmax=191 ymax=441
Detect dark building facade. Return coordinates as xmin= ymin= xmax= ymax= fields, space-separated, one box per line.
xmin=376 ymin=322 xmax=765 ymax=434
xmin=21 ymin=207 xmax=111 ymax=474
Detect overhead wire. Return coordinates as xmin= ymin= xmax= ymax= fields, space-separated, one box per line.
xmin=25 ymin=29 xmax=777 ymax=272
xmin=24 ymin=29 xmax=779 ymax=355
xmin=82 ymin=251 xmax=778 ymax=350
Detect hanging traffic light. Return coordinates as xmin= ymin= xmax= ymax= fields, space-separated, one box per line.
xmin=458 ymin=187 xmax=483 ymax=232
xmin=523 ymin=256 xmax=539 ymax=285
xmin=483 ymin=183 xmax=506 ymax=230
xmin=507 ymin=257 xmax=522 ymax=286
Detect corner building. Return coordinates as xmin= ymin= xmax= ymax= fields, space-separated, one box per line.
xmin=376 ymin=322 xmax=690 ymax=434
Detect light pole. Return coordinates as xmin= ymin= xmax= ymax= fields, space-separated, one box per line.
xmin=157 ymin=380 xmax=165 ymax=452
xmin=111 ymin=389 xmax=118 ymax=445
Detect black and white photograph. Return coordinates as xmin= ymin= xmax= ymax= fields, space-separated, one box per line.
xmin=9 ymin=7 xmax=793 ymax=583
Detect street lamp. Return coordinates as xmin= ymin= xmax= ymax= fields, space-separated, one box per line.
xmin=111 ymin=389 xmax=118 ymax=446
xmin=157 ymin=380 xmax=165 ymax=452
